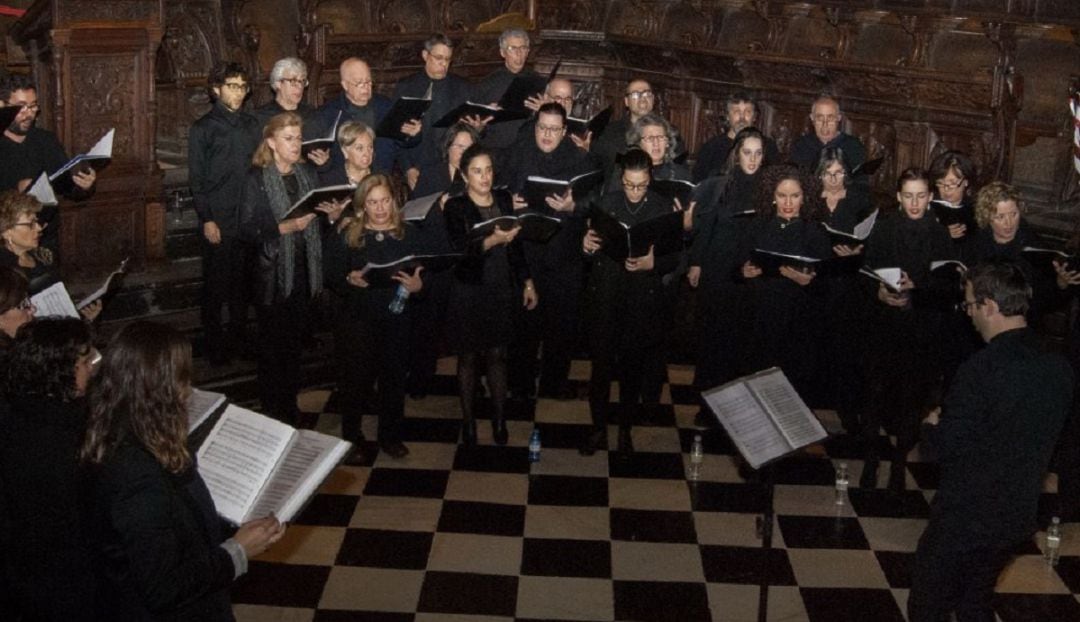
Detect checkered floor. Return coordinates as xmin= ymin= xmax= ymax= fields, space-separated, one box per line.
xmin=227 ymin=359 xmax=1080 ymax=622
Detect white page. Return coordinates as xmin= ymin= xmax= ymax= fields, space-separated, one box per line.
xmin=196 ymin=405 xmax=295 ymax=525
xmin=703 ymin=379 xmax=789 ymax=469
xmin=860 ymin=266 xmax=903 ymax=291
xmin=930 ymin=260 xmax=966 ymax=272
xmin=754 ymin=249 xmax=822 ymax=264
xmin=77 ymin=257 xmax=128 ymax=309
xmin=30 ymin=282 xmax=79 ymax=318
xmin=746 ymin=368 xmax=826 ymax=450
xmin=187 ymin=388 xmax=226 ymax=433
xmin=248 ymin=429 xmax=351 ymax=522
xmin=852 ymin=209 xmax=878 ymax=240
xmin=27 ymin=173 xmax=57 ymax=206
xmin=402 ymin=192 xmax=442 ymax=221
xmin=526 ymin=175 xmax=570 ymax=187
xmin=87 ymin=129 xmax=114 ymax=158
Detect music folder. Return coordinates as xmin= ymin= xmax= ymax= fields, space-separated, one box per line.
xmin=522 ymin=170 xmax=604 ymax=212
xmin=588 ymin=207 xmax=684 ymax=262
xmin=702 ymin=367 xmax=827 ymax=469
xmin=929 ymin=200 xmax=977 ymax=230
xmin=750 ymin=249 xmax=822 ymax=277
xmin=470 ymin=211 xmax=562 ymax=244
xmin=302 ymin=110 xmax=341 ymax=157
xmin=375 ymin=96 xmax=431 ymax=140
xmin=0 ymin=105 xmax=18 ymax=130
xmin=401 ymin=192 xmax=443 ymax=222
xmin=281 ymin=184 xmax=355 ymax=221
xmin=650 ymin=178 xmax=696 ymax=207
xmin=859 ymin=266 xmax=903 ymax=293
xmin=1022 ymin=246 xmax=1079 ymax=274
xmin=50 ymin=128 xmax=114 ymax=182
xmin=823 ymin=209 xmax=878 ymax=248
xmin=360 ymin=253 xmax=462 ymax=288
xmin=432 ymin=101 xmax=529 ymax=129
xmin=566 ymin=106 xmax=613 ymax=139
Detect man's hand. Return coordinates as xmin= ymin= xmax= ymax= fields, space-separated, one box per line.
xmin=625 ymin=246 xmax=655 ymax=272
xmin=406 ymin=167 xmax=421 ymax=190
xmin=203 ymin=221 xmax=222 ymax=245
xmin=72 ymin=168 xmax=96 ymax=190
xmin=401 ymin=119 xmax=422 ymax=137
xmin=947 ymin=223 xmax=967 ymax=239
xmin=462 ymin=114 xmax=495 ymax=130
xmin=570 ymin=131 xmax=592 ymax=152
xmin=307 ymin=148 xmax=330 ymax=167
xmin=545 ymin=189 xmax=575 ymax=213
xmin=687 ymin=266 xmax=701 ymax=288
xmin=779 ymin=265 xmax=814 ymax=286
xmin=741 ymin=261 xmax=762 ymax=279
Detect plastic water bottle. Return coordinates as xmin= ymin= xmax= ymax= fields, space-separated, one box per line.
xmin=1046 ymin=516 xmax=1062 ymax=566
xmin=688 ymin=434 xmax=704 ymax=481
xmin=528 ymin=428 xmax=542 ymax=463
xmin=834 ymin=462 xmax=849 ymax=506
xmin=388 ymin=284 xmax=409 ymax=314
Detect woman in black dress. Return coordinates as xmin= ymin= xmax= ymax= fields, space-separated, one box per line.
xmin=733 ymin=164 xmax=831 ymax=398
xmin=626 ymin=113 xmax=690 ymax=183
xmin=444 ymin=144 xmax=537 ymax=446
xmin=324 ymin=174 xmax=424 ymax=462
xmin=81 ymin=322 xmax=285 ymax=621
xmin=579 ymin=148 xmax=684 ymax=455
xmin=928 ymin=150 xmax=978 ymax=246
xmin=687 ymin=127 xmax=764 ymax=422
xmin=861 ymin=168 xmax=959 ymax=491
xmin=240 ymin=111 xmax=345 ymax=426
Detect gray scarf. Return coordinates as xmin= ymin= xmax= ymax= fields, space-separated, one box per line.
xmin=261 ymin=163 xmax=323 ymax=299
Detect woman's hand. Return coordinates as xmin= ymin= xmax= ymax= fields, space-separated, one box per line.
xmin=545 ymin=189 xmax=575 ymax=213
xmin=779 ymin=265 xmax=814 ymax=286
xmin=947 ymin=223 xmax=966 ymax=239
xmin=393 ymin=266 xmax=424 ymax=294
xmin=522 ymin=279 xmax=538 ymax=310
xmin=79 ymin=300 xmax=103 ymax=322
xmin=401 ymin=119 xmax=423 ymax=137
xmin=741 ymin=261 xmax=762 ymax=279
xmin=234 ymin=515 xmax=286 ymax=559
xmin=878 ymin=282 xmax=910 ymax=308
xmin=315 ymin=199 xmax=348 ymax=224
xmin=483 ymin=225 xmax=520 ymax=251
xmin=278 ymin=213 xmax=317 ymax=235
xmin=346 ymin=270 xmax=369 ymax=288
xmin=1053 ymin=260 xmax=1080 ymax=290
xmin=625 ymin=246 xmax=655 ymax=272
xmin=676 ymin=198 xmax=696 ymax=232
xmin=833 ymin=244 xmax=863 ymax=256
xmin=687 ymin=265 xmax=701 ymax=288
xmin=511 ymin=193 xmax=528 ymax=211
xmin=307 ymin=149 xmax=331 ymax=167
xmin=582 ymin=229 xmax=602 ymax=255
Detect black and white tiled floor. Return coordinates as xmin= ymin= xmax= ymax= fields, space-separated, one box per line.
xmin=227 ymin=359 xmax=1080 ymax=621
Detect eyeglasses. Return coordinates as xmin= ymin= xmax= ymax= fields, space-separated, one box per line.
xmin=12 ymin=218 xmax=40 ymax=229
xmin=641 ymin=135 xmax=668 ymax=144
xmin=504 ymin=44 xmax=530 ymax=54
xmin=811 ymin=114 xmax=840 ymax=124
xmin=550 ymin=95 xmax=573 ymax=103
xmin=279 ymin=77 xmax=309 ymax=88
xmin=536 ymin=124 xmax=564 ymax=135
xmin=822 ymin=171 xmax=846 ymax=180
xmin=626 ymin=90 xmax=654 ymax=101
xmin=623 ymin=181 xmax=649 ymax=191
xmin=221 ymin=82 xmax=250 ymax=93
xmin=345 ymin=79 xmax=373 ymax=89
xmin=935 ymin=178 xmax=966 ymax=191
xmin=8 ymin=102 xmax=39 ymax=112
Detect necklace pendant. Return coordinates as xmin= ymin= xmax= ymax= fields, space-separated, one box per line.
xmin=375 ymin=231 xmax=385 ymax=242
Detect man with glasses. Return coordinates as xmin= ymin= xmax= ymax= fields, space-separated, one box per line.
xmin=254 ymin=58 xmax=330 ymax=167
xmin=0 ymin=74 xmax=97 ymax=255
xmin=317 ymin=57 xmax=421 ymax=176
xmin=909 ymin=260 xmax=1071 ymax=622
xmin=188 ymin=62 xmax=262 ymax=365
xmin=473 ymin=29 xmax=544 ymax=149
xmin=500 ymin=102 xmax=601 ymax=400
xmin=593 ymin=78 xmax=684 ymax=177
xmin=692 ymin=91 xmax=781 ymax=182
xmin=790 ymin=94 xmax=866 ymax=171
xmin=394 ymin=34 xmax=474 ymax=190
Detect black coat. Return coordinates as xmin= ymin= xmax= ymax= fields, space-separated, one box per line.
xmin=393 ymin=71 xmax=472 ymax=171
xmin=472 ymin=66 xmax=541 ymax=150
xmin=692 ymin=133 xmax=781 ymax=183
xmin=0 ymin=396 xmax=97 ymax=621
xmin=187 ymin=102 xmax=262 ymax=236
xmin=86 ymin=444 xmax=236 ymax=621
xmin=789 ymin=131 xmax=866 ymax=173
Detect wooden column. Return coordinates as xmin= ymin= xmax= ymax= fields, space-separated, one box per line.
xmin=11 ymin=0 xmax=165 ymax=273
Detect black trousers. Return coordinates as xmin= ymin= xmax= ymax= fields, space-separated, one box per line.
xmin=407 ymin=270 xmax=451 ymax=394
xmin=510 ymin=267 xmax=583 ymax=396
xmin=908 ymin=522 xmax=1017 ymax=622
xmin=589 ymin=341 xmax=659 ymax=430
xmin=256 ymin=292 xmax=308 ymax=425
xmin=201 ymin=236 xmax=247 ymax=354
xmin=339 ymin=303 xmax=410 ymax=445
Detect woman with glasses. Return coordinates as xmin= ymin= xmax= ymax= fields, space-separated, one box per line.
xmin=444 ymin=144 xmax=537 ymax=446
xmin=0 ymin=189 xmax=56 ymax=294
xmin=812 ymin=147 xmax=873 ymax=432
xmin=928 ymin=150 xmax=978 ymax=244
xmin=686 ymin=128 xmax=765 ymax=423
xmin=579 ymin=148 xmax=684 ymax=455
xmin=626 ymin=113 xmax=689 ymax=184
xmin=81 ymin=322 xmax=285 ymax=621
xmin=861 ymin=168 xmax=958 ymax=491
xmin=1 ymin=317 xmax=98 ymax=621
xmin=731 ymin=164 xmax=830 ymax=399
xmin=240 ymin=112 xmax=346 ymax=427
xmin=324 ymin=174 xmax=423 ymax=462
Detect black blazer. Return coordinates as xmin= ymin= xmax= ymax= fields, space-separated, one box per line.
xmin=86 ymin=442 xmax=236 ymax=622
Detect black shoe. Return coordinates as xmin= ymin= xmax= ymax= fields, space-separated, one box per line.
xmin=578 ymin=429 xmax=607 ymax=456
xmin=343 ymin=443 xmax=372 ymax=466
xmin=492 ymin=418 xmax=508 ymax=446
xmin=539 ymin=385 xmax=576 ymax=401
xmin=617 ymin=427 xmax=634 ymax=454
xmin=461 ymin=420 xmax=477 ymax=447
xmin=379 ymin=440 xmax=409 ymax=459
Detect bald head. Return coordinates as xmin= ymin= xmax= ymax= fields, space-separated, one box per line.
xmin=546 ymin=78 xmax=574 ymax=115
xmin=340 ymin=57 xmax=373 ymax=107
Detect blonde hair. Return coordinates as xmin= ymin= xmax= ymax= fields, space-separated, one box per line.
xmin=343 ymin=174 xmax=405 ymax=249
xmin=974 ymin=181 xmax=1022 ymax=228
xmin=0 ymin=190 xmax=41 ymax=233
xmin=337 ymin=121 xmax=375 ymax=149
xmin=252 ymin=111 xmax=303 ymax=168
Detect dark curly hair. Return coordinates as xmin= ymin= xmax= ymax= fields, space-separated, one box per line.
xmin=754 ymin=163 xmax=822 ymax=220
xmin=3 ymin=317 xmax=92 ymax=401
xmin=80 ymin=321 xmax=193 ymax=474
xmin=0 ymin=74 xmax=36 ymax=103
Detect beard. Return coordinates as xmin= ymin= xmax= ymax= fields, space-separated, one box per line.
xmin=7 ymin=120 xmax=30 ymax=136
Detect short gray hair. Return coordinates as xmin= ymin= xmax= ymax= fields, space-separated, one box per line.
xmin=499 ymin=29 xmax=529 ymax=49
xmin=269 ymin=57 xmax=308 ymax=91
xmin=626 ymin=113 xmax=678 ymax=163
xmin=337 ymin=121 xmax=376 ymax=149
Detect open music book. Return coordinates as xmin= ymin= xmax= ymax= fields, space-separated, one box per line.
xmin=824 ymin=209 xmax=878 ymax=247
xmin=522 ymin=170 xmax=604 ymax=212
xmin=302 ymin=111 xmax=341 ymax=157
xmin=859 ymin=266 xmax=903 ymax=293
xmin=588 ymin=208 xmax=684 ymax=262
xmin=375 ymin=96 xmax=432 ymax=140
xmin=50 ymin=128 xmax=114 ymax=182
xmin=26 ymin=173 xmax=57 ymax=205
xmin=281 ymin=184 xmax=355 ymax=221
xmin=470 ymin=211 xmax=562 ymax=243
xmin=702 ymin=367 xmax=827 ymax=469
xmin=566 ymin=106 xmax=612 ymax=138
xmin=196 ymin=405 xmax=351 ymax=525
xmin=76 ymin=257 xmax=129 ymax=309
xmin=187 ymin=388 xmax=227 ymax=433
xmin=30 ymin=281 xmax=79 ymax=318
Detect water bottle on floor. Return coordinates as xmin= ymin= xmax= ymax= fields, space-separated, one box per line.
xmin=688 ymin=434 xmax=704 ymax=481
xmin=834 ymin=463 xmax=849 ymax=506
xmin=1046 ymin=516 xmax=1062 ymax=566
xmin=528 ymin=428 xmax=542 ymax=463
xmin=388 ymin=284 xmax=409 ymax=314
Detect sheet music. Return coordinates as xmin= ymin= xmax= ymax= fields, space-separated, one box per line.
xmin=702 ymin=379 xmax=789 ymax=469
xmin=187 ymin=388 xmax=226 ymax=433
xmin=87 ymin=129 xmax=114 ymax=158
xmin=746 ymin=369 xmax=826 ymax=449
xmin=853 ymin=209 xmax=878 ymax=240
xmin=26 ymin=173 xmax=57 ymax=206
xmin=249 ymin=430 xmax=351 ymax=522
xmin=196 ymin=405 xmax=295 ymax=524
xmin=30 ymin=282 xmax=79 ymax=318
xmin=76 ymin=258 xmax=128 ymax=309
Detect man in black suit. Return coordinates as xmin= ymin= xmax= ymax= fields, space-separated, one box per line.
xmin=789 ymin=94 xmax=866 ymax=171
xmin=692 ymin=91 xmax=781 ymax=182
xmin=908 ymin=260 xmax=1073 ymax=622
xmin=472 ymin=28 xmax=544 ymax=150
